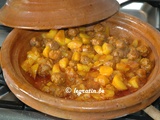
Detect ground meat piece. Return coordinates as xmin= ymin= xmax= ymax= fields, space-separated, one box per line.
xmin=54 ymin=86 xmax=68 ymax=98
xmin=127 ymin=61 xmax=139 ymax=70
xmin=136 ymin=69 xmax=147 ymax=78
xmin=65 ymin=67 xmax=76 ymax=77
xmin=85 ymin=79 xmax=100 ymax=90
xmin=46 ymin=40 xmax=60 ymax=50
xmin=115 ymin=39 xmax=127 ymax=49
xmin=43 ymin=38 xmax=51 ymax=46
xmin=69 ymin=60 xmax=78 ymax=70
xmin=127 ymin=47 xmax=140 ymax=60
xmin=137 ymin=45 xmax=150 ymax=57
xmin=140 ymin=58 xmax=153 ymax=73
xmin=61 ymin=50 xmax=72 ymax=59
xmin=38 ymin=64 xmax=51 ymax=77
xmin=30 ymin=37 xmax=41 ymax=47
xmin=81 ymin=45 xmax=94 ymax=52
xmin=87 ymin=31 xmax=95 ymax=37
xmin=91 ymin=38 xmax=103 ymax=46
xmin=94 ymin=24 xmax=104 ymax=32
xmin=95 ymin=32 xmax=106 ymax=40
xmin=51 ymin=72 xmax=66 ymax=85
xmin=49 ymin=50 xmax=61 ymax=61
xmin=80 ymin=55 xmax=92 ymax=64
xmin=108 ymin=36 xmax=117 ymax=47
xmin=59 ymin=45 xmax=68 ymax=52
xmin=104 ymin=60 xmax=116 ymax=69
xmin=112 ymin=48 xmax=126 ymax=58
xmin=67 ymin=28 xmax=79 ymax=37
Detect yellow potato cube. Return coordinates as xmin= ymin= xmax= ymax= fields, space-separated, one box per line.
xmin=42 ymin=46 xmax=51 ymax=58
xmin=120 ymin=59 xmax=128 ymax=63
xmin=81 ymin=52 xmax=94 ymax=59
xmin=72 ymin=52 xmax=81 ymax=61
xmin=79 ymin=33 xmax=90 ymax=44
xmin=99 ymin=66 xmax=113 ymax=76
xmin=93 ymin=61 xmax=103 ymax=68
xmin=30 ymin=63 xmax=39 ymax=79
xmin=79 ymin=33 xmax=90 ymax=39
xmin=27 ymin=49 xmax=40 ymax=61
xmin=116 ymin=62 xmax=130 ymax=72
xmin=77 ymin=64 xmax=90 ymax=72
xmin=67 ymin=40 xmax=82 ymax=49
xmin=59 ymin=58 xmax=69 ymax=68
xmin=91 ymin=93 xmax=102 ymax=100
xmin=102 ymin=89 xmax=115 ymax=99
xmin=21 ymin=58 xmax=35 ymax=72
xmin=94 ymin=45 xmax=103 ymax=55
xmin=65 ymin=38 xmax=71 ymax=44
xmin=52 ymin=63 xmax=61 ymax=73
xmin=102 ymin=43 xmax=113 ymax=55
xmin=129 ymin=76 xmax=139 ymax=88
xmin=77 ymin=71 xmax=87 ymax=76
xmin=112 ymin=74 xmax=128 ymax=91
xmin=82 ymin=38 xmax=90 ymax=44
xmin=93 ymin=54 xmax=100 ymax=61
xmin=54 ymin=30 xmax=66 ymax=46
xmin=45 ymin=29 xmax=58 ymax=39
xmin=132 ymin=39 xmax=139 ymax=47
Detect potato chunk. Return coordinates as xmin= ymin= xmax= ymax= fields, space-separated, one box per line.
xmin=129 ymin=76 xmax=139 ymax=88
xmin=112 ymin=74 xmax=128 ymax=91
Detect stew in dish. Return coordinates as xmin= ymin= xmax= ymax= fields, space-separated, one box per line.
xmin=21 ymin=22 xmax=154 ymax=101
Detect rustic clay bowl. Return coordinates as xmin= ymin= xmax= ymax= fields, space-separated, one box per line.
xmin=1 ymin=12 xmax=160 ymax=120
xmin=0 ymin=0 xmax=119 ymax=30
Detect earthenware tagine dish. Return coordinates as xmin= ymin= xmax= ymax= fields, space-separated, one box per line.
xmin=1 ymin=12 xmax=160 ymax=120
xmin=0 ymin=0 xmax=119 ymax=30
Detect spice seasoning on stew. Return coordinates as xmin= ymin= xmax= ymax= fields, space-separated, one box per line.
xmin=21 ymin=23 xmax=154 ymax=101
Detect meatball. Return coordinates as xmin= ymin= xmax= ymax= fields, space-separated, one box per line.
xmin=95 ymin=32 xmax=106 ymax=40
xmin=112 ymin=48 xmax=126 ymax=58
xmin=38 ymin=64 xmax=51 ymax=77
xmin=104 ymin=60 xmax=116 ymax=69
xmin=81 ymin=45 xmax=94 ymax=52
xmin=67 ymin=28 xmax=79 ymax=37
xmin=115 ymin=39 xmax=127 ymax=49
xmin=91 ymin=38 xmax=103 ymax=46
xmin=51 ymin=72 xmax=66 ymax=85
xmin=45 ymin=40 xmax=60 ymax=50
xmin=87 ymin=31 xmax=95 ymax=37
xmin=94 ymin=24 xmax=104 ymax=32
xmin=137 ymin=45 xmax=150 ymax=57
xmin=140 ymin=58 xmax=153 ymax=73
xmin=30 ymin=37 xmax=41 ymax=47
xmin=136 ymin=68 xmax=147 ymax=78
xmin=108 ymin=36 xmax=117 ymax=47
xmin=69 ymin=60 xmax=78 ymax=70
xmin=54 ymin=86 xmax=68 ymax=98
xmin=80 ymin=55 xmax=92 ymax=65
xmin=127 ymin=47 xmax=140 ymax=60
xmin=49 ymin=50 xmax=61 ymax=61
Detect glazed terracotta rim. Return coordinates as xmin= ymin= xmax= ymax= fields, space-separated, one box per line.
xmin=1 ymin=12 xmax=160 ymax=113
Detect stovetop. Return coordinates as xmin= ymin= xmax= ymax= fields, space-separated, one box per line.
xmin=0 ymin=0 xmax=160 ymax=120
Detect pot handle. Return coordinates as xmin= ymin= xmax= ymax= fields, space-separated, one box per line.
xmin=144 ymin=105 xmax=160 ymax=120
